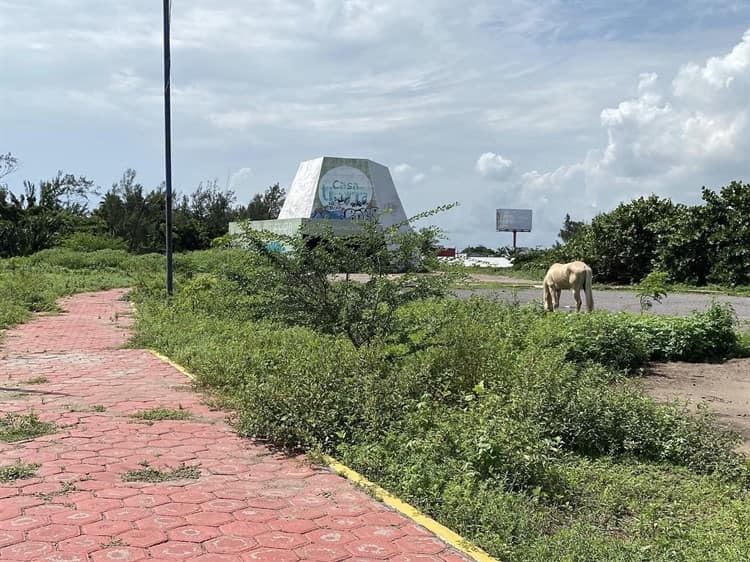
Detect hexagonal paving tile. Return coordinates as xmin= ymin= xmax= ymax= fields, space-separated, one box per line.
xmin=134 ymin=515 xmax=187 ymax=531
xmin=0 ymin=504 xmax=21 ymax=521
xmin=255 ymin=530 xmax=309 ymax=550
xmin=28 ymin=523 xmax=80 ymax=542
xmin=0 ymin=540 xmax=55 ymax=561
xmin=244 ymin=497 xmax=291 ymax=511
xmin=154 ymin=502 xmax=201 ymax=517
xmin=96 ymin=488 xmax=141 ymax=500
xmin=243 ymin=547 xmax=300 ymax=561
xmin=0 ymin=514 xmax=50 ymax=532
xmin=123 ymin=493 xmax=170 ymax=508
xmin=345 ymin=538 xmax=399 ymax=560
xmin=57 ymin=534 xmax=105 ymax=554
xmin=361 ymin=510 xmax=408 ymax=527
xmin=200 ymin=498 xmax=247 ymax=513
xmin=185 ymin=510 xmax=234 ymax=527
xmin=203 ymin=534 xmax=256 ymax=554
xmin=316 ymin=515 xmax=366 ymax=531
xmin=169 ymin=490 xmax=215 ymax=504
xmin=394 ymin=536 xmax=447 ymax=555
xmin=353 ymin=525 xmax=407 ymax=541
xmin=51 ymin=509 xmax=102 ymax=526
xmin=327 ymin=504 xmax=371 ymax=518
xmin=280 ymin=506 xmax=328 ymax=521
xmin=0 ymin=530 xmax=23 ymax=548
xmin=117 ymin=528 xmax=168 ymax=548
xmin=39 ymin=551 xmax=92 ymax=562
xmin=76 ymin=498 xmax=124 ymax=513
xmin=82 ymin=520 xmax=134 ymax=536
xmin=268 ymin=517 xmax=319 ymax=534
xmin=167 ymin=524 xmax=221 ymax=543
xmin=149 ymin=540 xmax=204 ymax=559
xmin=218 ymin=520 xmax=269 ymax=538
xmin=90 ymin=546 xmax=148 ymax=561
xmin=232 ymin=507 xmax=277 ymax=523
xmin=305 ymin=528 xmax=357 ymax=545
xmin=295 ymin=543 xmax=352 ymax=561
xmin=192 ymin=555 xmax=243 ymax=562
xmin=104 ymin=507 xmax=153 ymax=522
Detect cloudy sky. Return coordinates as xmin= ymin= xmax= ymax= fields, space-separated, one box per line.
xmin=2 ymin=1 xmax=749 ymax=249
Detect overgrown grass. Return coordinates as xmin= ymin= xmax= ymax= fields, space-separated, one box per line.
xmin=0 ymin=460 xmax=39 ymax=482
xmin=21 ymin=376 xmax=49 ymax=385
xmin=0 ymin=412 xmax=56 ymax=442
xmin=122 ymin=461 xmax=200 ymax=482
xmin=0 ymin=248 xmax=162 ymax=330
xmin=131 ymin=247 xmax=750 ymax=561
xmin=129 ymin=407 xmax=192 ymax=421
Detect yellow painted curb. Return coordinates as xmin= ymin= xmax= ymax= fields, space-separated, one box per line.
xmin=147 ymin=349 xmax=499 ymax=562
xmin=322 ymin=455 xmax=499 ymax=562
xmin=148 ymin=349 xmax=196 ymax=381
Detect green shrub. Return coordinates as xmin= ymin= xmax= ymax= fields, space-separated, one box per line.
xmin=529 ymin=303 xmax=740 ymax=371
xmin=59 ymin=232 xmax=128 ymax=252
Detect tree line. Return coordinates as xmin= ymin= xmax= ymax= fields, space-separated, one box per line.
xmin=0 ymin=153 xmax=284 ymax=257
xmin=514 ymin=180 xmax=750 ymax=286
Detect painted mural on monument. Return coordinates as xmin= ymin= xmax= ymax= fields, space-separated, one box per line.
xmin=311 ymin=165 xmax=378 ymax=220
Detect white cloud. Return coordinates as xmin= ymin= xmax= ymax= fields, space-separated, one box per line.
xmin=228 ymin=167 xmax=253 ymax=191
xmin=392 ymin=163 xmax=428 ymax=187
xmin=672 ymin=29 xmax=750 ymax=100
xmin=109 ymin=69 xmax=145 ymax=94
xmin=392 ymin=163 xmax=413 ymax=176
xmin=514 ymin=27 xmax=750 ymax=232
xmin=476 ymin=152 xmax=514 ymax=180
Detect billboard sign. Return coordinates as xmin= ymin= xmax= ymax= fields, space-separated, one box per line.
xmin=496 ymin=209 xmax=532 ymax=232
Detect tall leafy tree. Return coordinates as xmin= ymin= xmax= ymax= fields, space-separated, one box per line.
xmin=95 ymin=169 xmax=164 ymax=254
xmin=0 ymin=169 xmax=95 ymax=257
xmin=702 ymin=181 xmax=750 ymax=286
xmin=591 ymin=195 xmax=679 ymax=284
xmin=558 ymin=214 xmax=585 ymax=243
xmin=237 ymin=183 xmax=286 ymax=220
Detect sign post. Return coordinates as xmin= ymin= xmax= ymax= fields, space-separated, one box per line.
xmin=163 ymin=0 xmax=173 ymax=296
xmin=496 ymin=209 xmax=532 ymax=249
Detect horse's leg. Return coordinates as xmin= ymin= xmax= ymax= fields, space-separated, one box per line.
xmin=573 ymin=288 xmax=582 ymax=312
xmin=553 ymin=288 xmax=561 ymax=311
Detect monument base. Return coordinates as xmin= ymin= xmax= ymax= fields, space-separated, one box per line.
xmin=228 ymin=218 xmax=368 ymax=238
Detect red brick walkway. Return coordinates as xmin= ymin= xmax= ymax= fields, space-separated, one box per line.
xmin=0 ymin=290 xmax=472 ymax=562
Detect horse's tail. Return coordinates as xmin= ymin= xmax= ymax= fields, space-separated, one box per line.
xmin=584 ymin=267 xmax=594 ymax=312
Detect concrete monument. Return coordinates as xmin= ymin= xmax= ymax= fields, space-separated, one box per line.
xmin=229 ymin=157 xmax=409 ymax=239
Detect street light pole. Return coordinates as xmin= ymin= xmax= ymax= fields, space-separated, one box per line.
xmin=163 ymin=0 xmax=174 ymax=296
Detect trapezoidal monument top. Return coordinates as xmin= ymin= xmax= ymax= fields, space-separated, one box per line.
xmin=278 ymin=157 xmax=409 ymax=229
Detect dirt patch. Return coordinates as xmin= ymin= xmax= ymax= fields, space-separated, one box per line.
xmin=641 ymin=359 xmax=750 ymax=454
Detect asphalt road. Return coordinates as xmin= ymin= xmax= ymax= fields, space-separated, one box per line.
xmin=452 ymin=286 xmax=750 ymax=323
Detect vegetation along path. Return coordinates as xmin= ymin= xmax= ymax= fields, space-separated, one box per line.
xmin=0 ymin=289 xmax=473 ymax=562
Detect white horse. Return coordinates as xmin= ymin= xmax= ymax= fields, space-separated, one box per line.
xmin=542 ymin=261 xmax=594 ymax=313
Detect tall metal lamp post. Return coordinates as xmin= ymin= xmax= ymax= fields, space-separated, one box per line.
xmin=163 ymin=0 xmax=174 ymax=296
